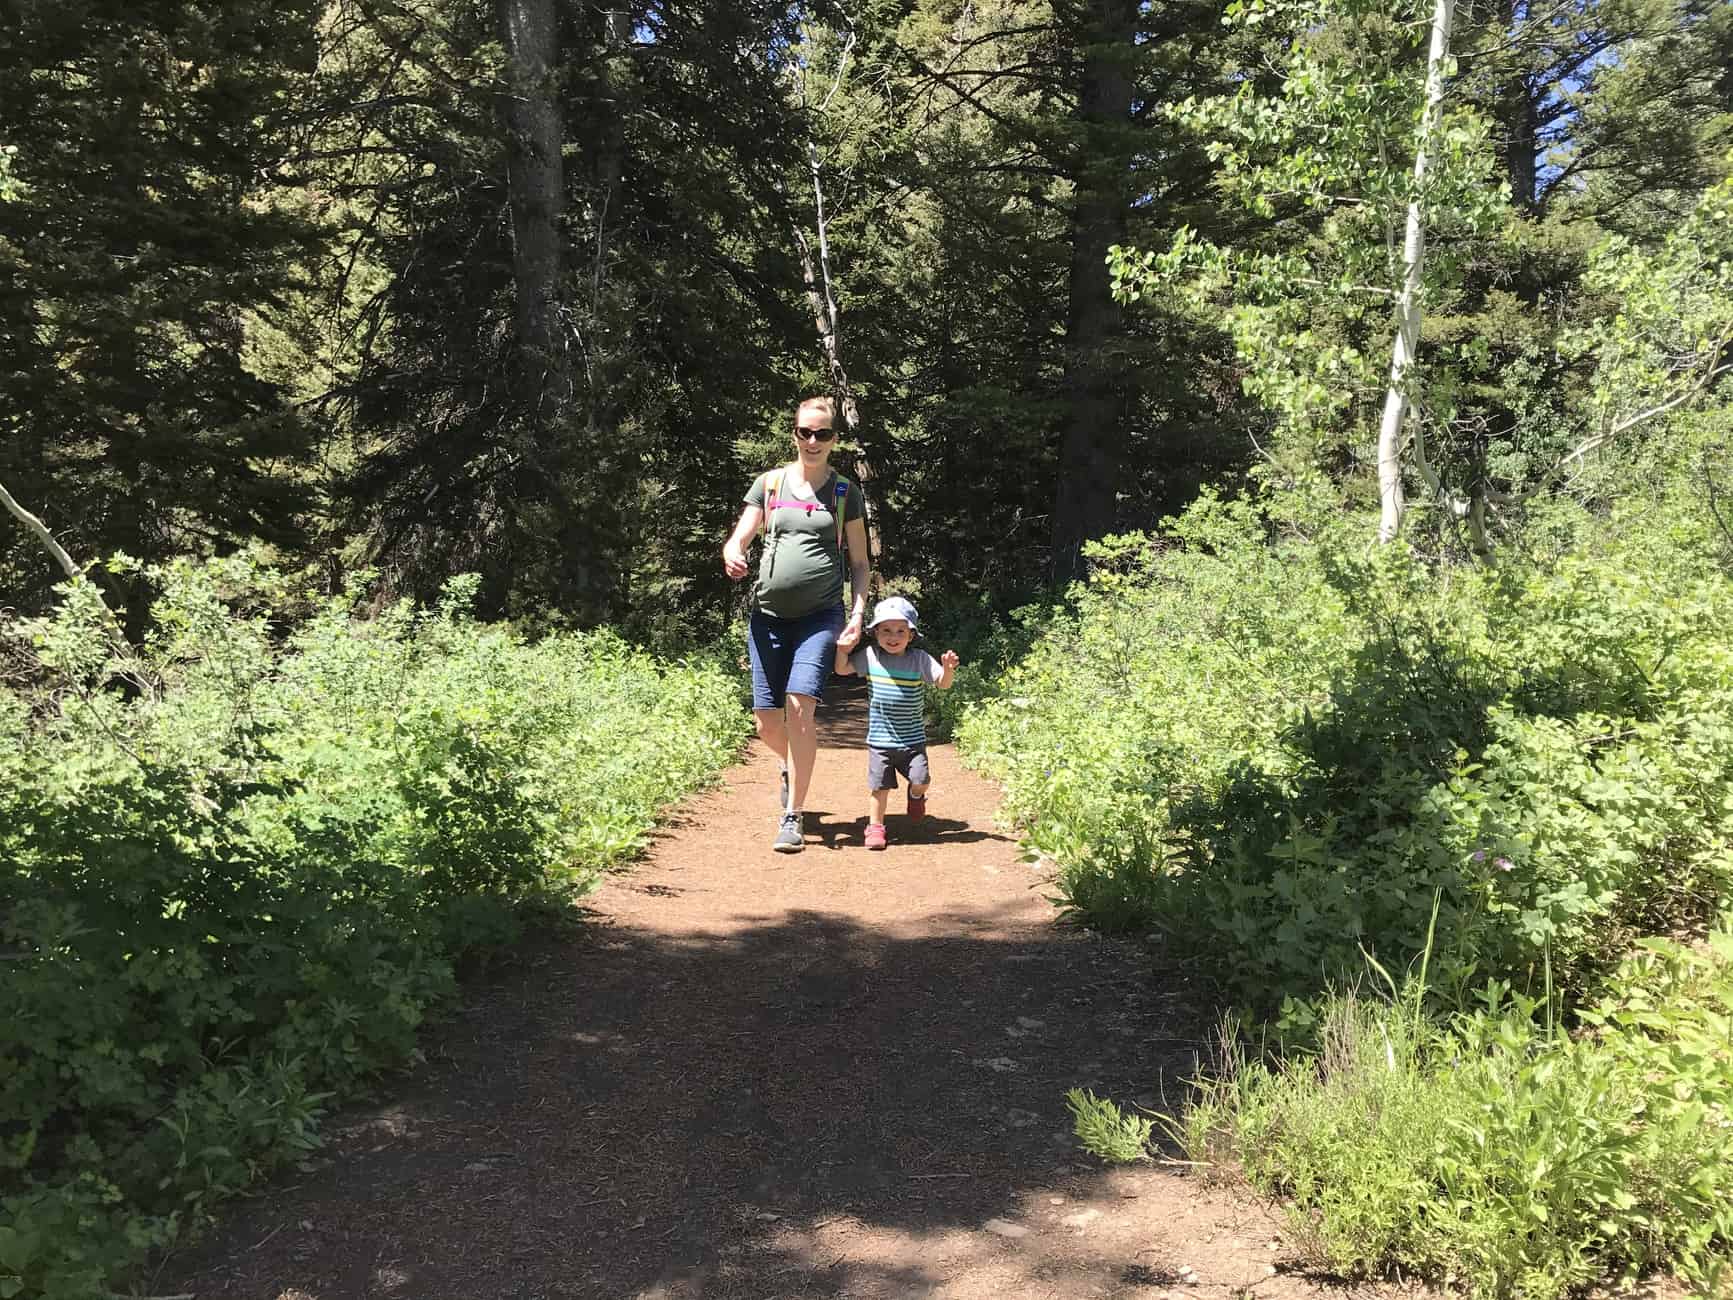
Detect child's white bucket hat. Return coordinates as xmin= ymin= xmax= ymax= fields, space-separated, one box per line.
xmin=866 ymin=596 xmax=919 ymax=630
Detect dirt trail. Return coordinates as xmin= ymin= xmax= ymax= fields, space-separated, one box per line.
xmin=163 ymin=680 xmax=1394 ymax=1300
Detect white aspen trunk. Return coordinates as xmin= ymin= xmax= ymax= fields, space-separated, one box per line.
xmin=792 ymin=223 xmax=850 ymax=420
xmin=789 ymin=26 xmax=878 ymax=570
xmin=2 ymin=475 xmax=149 ymax=680
xmin=0 ymin=476 xmax=82 ymax=581
xmin=1376 ymin=0 xmax=1455 ymax=544
xmin=799 ymin=141 xmax=861 ymax=434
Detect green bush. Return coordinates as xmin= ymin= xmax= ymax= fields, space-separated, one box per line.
xmin=0 ymin=556 xmax=746 ymax=1298
xmin=918 ymin=595 xmax=1054 ymax=743
xmin=960 ymin=489 xmax=1733 ymax=1004
xmin=1173 ymin=926 xmax=1733 ymax=1298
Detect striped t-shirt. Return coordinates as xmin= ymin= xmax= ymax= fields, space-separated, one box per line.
xmin=849 ymin=645 xmax=945 ymax=749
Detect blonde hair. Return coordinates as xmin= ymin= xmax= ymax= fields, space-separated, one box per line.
xmin=797 ymin=395 xmax=836 ymax=425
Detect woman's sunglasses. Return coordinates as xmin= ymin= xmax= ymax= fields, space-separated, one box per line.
xmin=795 ymin=425 xmax=837 ymax=443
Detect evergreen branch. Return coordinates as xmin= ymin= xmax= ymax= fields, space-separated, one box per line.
xmin=904 ymin=55 xmax=1044 ymax=145
xmin=924 ymin=62 xmax=1069 ymax=94
xmin=349 ymin=0 xmax=472 ymax=99
xmin=941 ymin=22 xmax=1064 ymax=58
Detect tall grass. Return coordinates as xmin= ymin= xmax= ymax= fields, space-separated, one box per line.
xmin=1077 ymin=925 xmax=1733 ymax=1298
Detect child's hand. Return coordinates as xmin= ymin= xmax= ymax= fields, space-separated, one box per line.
xmin=837 ymin=622 xmax=862 ymax=652
xmin=940 ymin=649 xmax=960 ymax=670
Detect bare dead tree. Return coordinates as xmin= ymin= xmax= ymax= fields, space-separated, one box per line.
xmin=790 ymin=20 xmax=882 ymax=567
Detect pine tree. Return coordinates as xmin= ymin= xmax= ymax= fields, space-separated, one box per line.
xmin=0 ymin=0 xmax=328 ymax=617
xmin=317 ymin=0 xmax=817 ymax=626
xmin=1461 ymin=0 xmax=1733 ymax=230
xmin=789 ymin=0 xmax=1257 ymax=596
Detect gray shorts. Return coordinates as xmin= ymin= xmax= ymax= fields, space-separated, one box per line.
xmin=868 ymin=745 xmax=930 ymax=791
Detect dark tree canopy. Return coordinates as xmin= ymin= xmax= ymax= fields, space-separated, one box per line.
xmin=0 ymin=0 xmax=1724 ymax=630
xmin=0 ymin=0 xmax=328 ymax=615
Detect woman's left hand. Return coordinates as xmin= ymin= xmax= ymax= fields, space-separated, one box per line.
xmin=842 ymin=613 xmax=864 ymax=645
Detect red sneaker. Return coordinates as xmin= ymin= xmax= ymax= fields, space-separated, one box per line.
xmin=907 ymin=793 xmax=927 ymax=820
xmin=865 ymin=822 xmax=887 ymax=850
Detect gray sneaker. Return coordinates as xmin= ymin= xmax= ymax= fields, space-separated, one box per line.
xmin=773 ymin=810 xmax=805 ymax=853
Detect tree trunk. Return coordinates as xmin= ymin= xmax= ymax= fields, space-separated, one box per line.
xmin=795 ymin=127 xmax=881 ymax=567
xmin=1376 ymin=0 xmax=1456 ymax=543
xmin=1050 ymin=0 xmax=1138 ymax=583
xmin=497 ymin=0 xmax=605 ymax=609
xmin=1496 ymin=0 xmax=1538 ymax=210
xmin=496 ymin=0 xmax=568 ymax=409
xmin=1502 ymin=73 xmax=1538 ymax=211
xmin=0 ymin=474 xmax=81 ymax=581
xmin=585 ymin=3 xmax=629 ymax=434
xmin=1 ymin=474 xmax=147 ymax=679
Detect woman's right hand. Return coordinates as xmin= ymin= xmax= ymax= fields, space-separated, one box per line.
xmin=722 ymin=543 xmax=748 ymax=580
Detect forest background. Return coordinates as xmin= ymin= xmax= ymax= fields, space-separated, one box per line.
xmin=1 ymin=0 xmax=1730 ymax=626
xmin=4 ymin=0 xmax=1733 ymax=1296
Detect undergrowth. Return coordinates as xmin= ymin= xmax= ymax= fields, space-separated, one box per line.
xmin=1072 ymin=925 xmax=1733 ymax=1298
xmin=0 ymin=556 xmax=746 ymax=1298
xmin=962 ymin=487 xmax=1733 ymax=1010
xmin=1031 ymin=442 xmax=1733 ymax=1295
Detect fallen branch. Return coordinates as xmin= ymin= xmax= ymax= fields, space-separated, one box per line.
xmin=1512 ymin=350 xmax=1733 ymax=506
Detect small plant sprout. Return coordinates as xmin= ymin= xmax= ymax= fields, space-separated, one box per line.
xmin=1066 ymin=1087 xmax=1155 ymax=1163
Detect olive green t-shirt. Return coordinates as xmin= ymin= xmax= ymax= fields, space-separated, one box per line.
xmin=744 ymin=467 xmax=866 ymax=619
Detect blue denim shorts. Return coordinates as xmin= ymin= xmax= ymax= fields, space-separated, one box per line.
xmin=748 ymin=605 xmax=844 ymax=710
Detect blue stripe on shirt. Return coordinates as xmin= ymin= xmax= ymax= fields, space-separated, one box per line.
xmin=855 ymin=646 xmax=938 ymax=747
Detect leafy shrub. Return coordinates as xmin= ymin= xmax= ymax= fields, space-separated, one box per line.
xmin=919 ymin=596 xmax=1054 ymax=743
xmin=0 ymin=556 xmax=746 ymax=1298
xmin=960 ymin=488 xmax=1733 ymax=1005
xmin=1174 ymin=926 xmax=1733 ymax=1298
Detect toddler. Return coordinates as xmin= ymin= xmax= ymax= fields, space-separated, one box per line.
xmin=834 ymin=596 xmax=960 ymax=850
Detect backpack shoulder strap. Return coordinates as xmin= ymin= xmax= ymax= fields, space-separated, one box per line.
xmin=832 ymin=474 xmax=850 ymax=551
xmin=758 ymin=468 xmax=786 ymax=539
xmin=759 ymin=467 xmax=848 ymax=548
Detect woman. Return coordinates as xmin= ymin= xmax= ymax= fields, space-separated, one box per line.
xmin=722 ymin=396 xmax=870 ymax=852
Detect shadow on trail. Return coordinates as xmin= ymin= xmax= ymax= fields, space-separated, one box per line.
xmin=164 ymin=908 xmax=1211 ymax=1299
xmin=800 ymin=814 xmax=1014 ymax=852
xmin=803 ymin=675 xmax=1017 ymax=851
